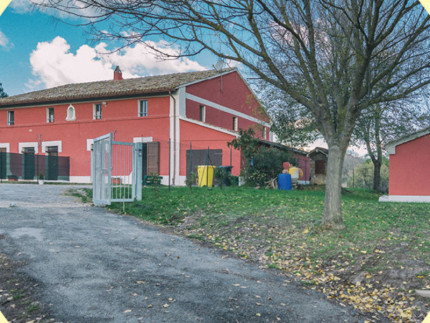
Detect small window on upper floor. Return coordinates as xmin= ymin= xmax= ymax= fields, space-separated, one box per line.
xmin=93 ymin=103 xmax=102 ymax=120
xmin=264 ymin=127 xmax=267 ymax=140
xmin=47 ymin=107 xmax=54 ymax=123
xmin=233 ymin=117 xmax=238 ymax=131
xmin=199 ymin=105 xmax=206 ymax=122
xmin=66 ymin=105 xmax=76 ymax=121
xmin=138 ymin=100 xmax=148 ymax=117
xmin=7 ymin=111 xmax=14 ymax=126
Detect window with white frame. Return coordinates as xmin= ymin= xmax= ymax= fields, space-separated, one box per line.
xmin=7 ymin=111 xmax=14 ymax=126
xmin=66 ymin=105 xmax=76 ymax=121
xmin=233 ymin=117 xmax=238 ymax=131
xmin=138 ymin=100 xmax=148 ymax=117
xmin=47 ymin=107 xmax=54 ymax=123
xmin=199 ymin=105 xmax=206 ymax=122
xmin=93 ymin=103 xmax=102 ymax=120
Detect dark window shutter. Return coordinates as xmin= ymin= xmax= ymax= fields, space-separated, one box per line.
xmin=147 ymin=142 xmax=159 ymax=175
xmin=315 ymin=160 xmax=326 ymax=175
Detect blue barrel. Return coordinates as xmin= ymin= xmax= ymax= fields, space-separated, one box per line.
xmin=278 ymin=173 xmax=292 ymax=190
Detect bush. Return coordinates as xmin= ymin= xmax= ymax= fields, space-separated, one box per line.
xmin=228 ymin=127 xmax=296 ymax=187
xmin=243 ymin=146 xmax=295 ymax=186
xmin=185 ymin=172 xmax=197 ymax=191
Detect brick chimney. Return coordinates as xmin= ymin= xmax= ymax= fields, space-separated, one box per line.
xmin=113 ymin=66 xmax=123 ymax=80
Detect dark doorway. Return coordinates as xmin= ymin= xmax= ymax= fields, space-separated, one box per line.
xmin=46 ymin=146 xmax=58 ymax=180
xmin=186 ymin=149 xmax=222 ymax=178
xmin=141 ymin=142 xmax=160 ymax=179
xmin=23 ymin=147 xmax=35 ymax=180
xmin=0 ymin=148 xmax=6 ymax=179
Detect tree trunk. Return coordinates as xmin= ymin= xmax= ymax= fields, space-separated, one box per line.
xmin=322 ymin=144 xmax=346 ymax=230
xmin=372 ymin=160 xmax=381 ymax=192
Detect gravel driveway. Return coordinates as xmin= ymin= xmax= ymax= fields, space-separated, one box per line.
xmin=0 ymin=184 xmax=366 ymax=322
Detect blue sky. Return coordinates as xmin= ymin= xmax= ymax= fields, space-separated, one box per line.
xmin=0 ymin=3 xmax=217 ymax=96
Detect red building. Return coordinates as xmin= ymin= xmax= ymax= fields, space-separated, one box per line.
xmin=380 ymin=127 xmax=430 ymax=202
xmin=0 ymin=68 xmax=274 ymax=185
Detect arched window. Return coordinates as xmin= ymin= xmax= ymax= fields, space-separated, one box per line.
xmin=66 ymin=105 xmax=76 ymax=121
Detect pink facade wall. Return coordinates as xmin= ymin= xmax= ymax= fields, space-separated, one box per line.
xmin=185 ymin=72 xmax=270 ymax=140
xmin=180 ymin=120 xmax=241 ymax=176
xmin=389 ymin=134 xmax=430 ymax=196
xmin=0 ymin=96 xmax=171 ymax=177
xmin=0 ymin=71 xmax=273 ymax=182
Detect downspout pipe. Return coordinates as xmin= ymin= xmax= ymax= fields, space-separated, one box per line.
xmin=169 ymin=91 xmax=176 ymax=186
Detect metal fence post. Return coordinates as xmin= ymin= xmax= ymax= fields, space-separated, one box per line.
xmin=134 ymin=143 xmax=143 ymax=201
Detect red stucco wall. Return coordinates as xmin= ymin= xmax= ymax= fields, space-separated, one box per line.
xmin=180 ymin=120 xmax=241 ymax=176
xmin=185 ymin=71 xmax=270 ymax=140
xmin=0 ymin=96 xmax=171 ymax=178
xmin=389 ymin=134 xmax=430 ymax=196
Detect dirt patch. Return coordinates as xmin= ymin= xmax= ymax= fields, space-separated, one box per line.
xmin=0 ymin=253 xmax=57 ymax=322
xmin=176 ymin=210 xmax=430 ymax=322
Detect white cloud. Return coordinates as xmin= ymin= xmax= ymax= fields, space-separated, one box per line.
xmin=11 ymin=0 xmax=95 ymax=17
xmin=10 ymin=0 xmax=46 ymax=14
xmin=0 ymin=30 xmax=12 ymax=49
xmin=28 ymin=36 xmax=206 ymax=90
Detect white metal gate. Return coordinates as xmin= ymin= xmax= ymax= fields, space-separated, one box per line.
xmin=92 ymin=133 xmax=142 ymax=206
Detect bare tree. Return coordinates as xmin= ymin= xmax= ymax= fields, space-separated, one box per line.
xmin=36 ymin=0 xmax=430 ymax=229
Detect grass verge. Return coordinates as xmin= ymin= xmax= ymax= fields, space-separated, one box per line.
xmin=93 ymin=186 xmax=429 ymax=322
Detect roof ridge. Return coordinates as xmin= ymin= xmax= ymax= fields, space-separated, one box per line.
xmin=0 ymin=68 xmax=237 ymax=107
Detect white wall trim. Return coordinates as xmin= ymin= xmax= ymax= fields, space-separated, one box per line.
xmin=133 ymin=137 xmax=153 ymax=143
xmin=175 ymin=92 xmax=180 ymax=184
xmin=42 ymin=140 xmax=62 ymax=153
xmin=180 ymin=117 xmax=239 ymax=137
xmin=169 ymin=93 xmax=181 ymax=186
xmin=18 ymin=142 xmax=38 ymax=154
xmin=66 ymin=105 xmax=76 ymax=121
xmin=160 ymin=175 xmax=186 ymax=186
xmin=0 ymin=143 xmax=10 ymax=152
xmin=178 ymin=87 xmax=186 ymax=117
xmin=69 ymin=176 xmax=92 ymax=184
xmin=386 ymin=127 xmax=430 ymax=155
xmin=379 ymin=195 xmax=430 ymax=203
xmin=185 ymin=93 xmax=270 ymax=127
xmin=86 ymin=139 xmax=94 ymax=151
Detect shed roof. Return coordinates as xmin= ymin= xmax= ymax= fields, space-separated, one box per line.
xmin=258 ymin=139 xmax=308 ymax=156
xmin=385 ymin=126 xmax=430 ymax=155
xmin=308 ymin=147 xmax=328 ymax=158
xmin=0 ymin=68 xmax=236 ymax=108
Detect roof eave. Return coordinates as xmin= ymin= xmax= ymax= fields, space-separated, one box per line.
xmin=0 ymin=89 xmax=175 ymax=109
xmin=385 ymin=126 xmax=430 ymax=155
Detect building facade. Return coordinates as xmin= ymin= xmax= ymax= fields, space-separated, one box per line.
xmin=0 ymin=68 xmax=271 ymax=185
xmin=380 ymin=127 xmax=430 ymax=202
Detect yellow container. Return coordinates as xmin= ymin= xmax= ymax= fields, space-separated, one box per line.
xmin=197 ymin=165 xmax=215 ymax=187
xmin=288 ymin=167 xmax=300 ymax=179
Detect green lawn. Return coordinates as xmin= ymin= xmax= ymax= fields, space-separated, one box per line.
xmin=101 ymin=186 xmax=430 ymax=321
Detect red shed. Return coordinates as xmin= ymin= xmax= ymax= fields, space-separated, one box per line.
xmin=380 ymin=127 xmax=430 ymax=202
xmin=0 ymin=67 xmax=272 ymax=185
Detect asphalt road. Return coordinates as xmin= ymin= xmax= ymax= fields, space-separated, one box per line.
xmin=0 ymin=184 xmax=367 ymax=322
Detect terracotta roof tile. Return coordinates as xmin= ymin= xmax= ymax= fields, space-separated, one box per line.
xmin=0 ymin=68 xmax=235 ymax=108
